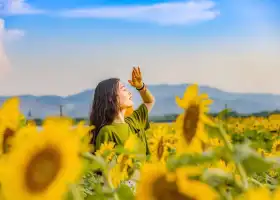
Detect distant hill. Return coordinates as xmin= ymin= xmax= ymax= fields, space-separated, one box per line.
xmin=2 ymin=84 xmax=280 ymax=118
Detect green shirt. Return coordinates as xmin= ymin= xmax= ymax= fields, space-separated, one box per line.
xmin=95 ymin=103 xmax=150 ymax=155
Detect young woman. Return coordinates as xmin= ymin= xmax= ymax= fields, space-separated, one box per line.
xmin=89 ymin=67 xmax=155 ymax=155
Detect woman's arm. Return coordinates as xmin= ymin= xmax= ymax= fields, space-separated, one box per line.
xmin=137 ymin=83 xmax=155 ymax=112
xmin=128 ymin=66 xmax=155 ymax=112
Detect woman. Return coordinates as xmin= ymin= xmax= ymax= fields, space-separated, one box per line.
xmin=89 ymin=66 xmax=155 ymax=155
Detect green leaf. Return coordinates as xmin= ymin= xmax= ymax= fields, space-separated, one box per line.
xmin=117 ymin=184 xmax=135 ymax=200
xmin=85 ymin=194 xmax=110 ymax=200
xmin=115 ymin=145 xmax=130 ymax=154
xmin=266 ymin=156 xmax=280 ymax=169
xmin=233 ymin=144 xmax=273 ymax=175
xmin=244 ymin=130 xmax=258 ymax=140
xmin=81 ymin=153 xmax=107 ymax=171
xmin=202 ymin=168 xmax=235 ymax=188
xmin=207 ymin=126 xmax=223 ymax=139
xmin=166 ymin=151 xmax=216 ymax=171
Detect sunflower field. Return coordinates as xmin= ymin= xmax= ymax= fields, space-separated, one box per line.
xmin=2 ymin=85 xmax=280 ymax=200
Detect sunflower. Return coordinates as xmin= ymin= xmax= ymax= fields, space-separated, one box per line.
xmin=109 ymin=163 xmax=129 ymax=188
xmin=148 ymin=127 xmax=174 ymax=163
xmin=117 ymin=135 xmax=138 ymax=170
xmin=117 ymin=154 xmax=133 ymax=171
xmin=136 ymin=163 xmax=217 ymax=200
xmin=257 ymin=148 xmax=271 ymax=157
xmin=72 ymin=121 xmax=94 ymax=153
xmin=0 ymin=97 xmax=22 ymax=154
xmin=135 ymin=163 xmax=181 ymax=200
xmin=95 ymin=142 xmax=116 ymax=162
xmin=175 ymin=84 xmax=215 ymax=154
xmin=107 ymin=153 xmax=135 ymax=188
xmin=0 ymin=97 xmax=21 ymax=132
xmin=0 ymin=122 xmax=83 ymax=200
xmin=272 ymin=140 xmax=280 ymax=154
xmin=109 ymin=134 xmax=143 ymax=187
xmin=124 ymin=133 xmax=145 ymax=154
xmin=236 ymin=187 xmax=271 ymax=200
xmin=177 ymin=136 xmax=204 ymax=154
xmin=208 ymin=138 xmax=224 ymax=150
xmin=176 ymin=167 xmax=218 ymax=200
xmin=8 ymin=124 xmax=38 ymax=151
xmin=273 ymin=187 xmax=280 ymax=200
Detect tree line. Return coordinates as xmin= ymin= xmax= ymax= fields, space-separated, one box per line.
xmin=27 ymin=109 xmax=280 ymax=125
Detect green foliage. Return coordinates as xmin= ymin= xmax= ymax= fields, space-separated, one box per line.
xmin=116 ymin=184 xmax=135 ymax=200
xmin=166 ymin=152 xmax=217 ymax=171
xmin=232 ymin=144 xmax=273 ymax=175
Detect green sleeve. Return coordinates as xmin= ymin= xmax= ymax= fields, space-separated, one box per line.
xmin=131 ymin=103 xmax=150 ymax=130
xmin=94 ymin=127 xmax=114 ymax=151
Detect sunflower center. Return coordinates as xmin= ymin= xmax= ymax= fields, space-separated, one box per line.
xmin=276 ymin=144 xmax=280 ymax=152
xmin=183 ymin=103 xmax=200 ymax=144
xmin=24 ymin=146 xmax=62 ymax=193
xmin=157 ymin=137 xmax=164 ymax=160
xmin=152 ymin=176 xmax=195 ymax=200
xmin=120 ymin=155 xmax=129 ymax=171
xmin=2 ymin=128 xmax=15 ymax=153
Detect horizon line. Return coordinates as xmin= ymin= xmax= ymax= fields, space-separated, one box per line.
xmin=1 ymin=82 xmax=280 ymax=98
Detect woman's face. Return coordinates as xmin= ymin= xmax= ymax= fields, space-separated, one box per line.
xmin=118 ymin=82 xmax=133 ymax=109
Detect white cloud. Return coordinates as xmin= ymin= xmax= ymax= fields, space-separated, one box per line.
xmin=60 ymin=0 xmax=219 ymax=25
xmin=1 ymin=0 xmax=45 ymax=15
xmin=4 ymin=29 xmax=25 ymax=41
xmin=0 ymin=19 xmax=10 ymax=78
xmin=0 ymin=18 xmax=25 ymax=78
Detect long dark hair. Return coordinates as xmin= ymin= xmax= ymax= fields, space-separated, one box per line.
xmin=89 ymin=78 xmax=120 ymax=148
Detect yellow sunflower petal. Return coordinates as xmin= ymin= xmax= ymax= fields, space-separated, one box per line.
xmin=0 ymin=124 xmax=83 ymax=200
xmin=183 ymin=84 xmax=199 ymax=101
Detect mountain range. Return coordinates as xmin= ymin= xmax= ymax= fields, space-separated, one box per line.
xmin=1 ymin=84 xmax=280 ymax=118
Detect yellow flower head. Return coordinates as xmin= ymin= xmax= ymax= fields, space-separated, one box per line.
xmin=237 ymin=187 xmax=271 ymax=200
xmin=0 ymin=97 xmax=21 ymax=131
xmin=136 ymin=163 xmax=217 ymax=200
xmin=43 ymin=116 xmax=73 ymax=128
xmin=148 ymin=127 xmax=174 ymax=163
xmin=109 ymin=163 xmax=129 ymax=188
xmin=95 ymin=142 xmax=115 ymax=162
xmin=272 ymin=140 xmax=280 ymax=154
xmin=124 ymin=134 xmax=145 ymax=154
xmin=0 ymin=97 xmax=22 ymax=154
xmin=0 ymin=123 xmax=83 ymax=200
xmin=73 ymin=121 xmax=94 ymax=153
xmin=175 ymin=84 xmax=215 ymax=155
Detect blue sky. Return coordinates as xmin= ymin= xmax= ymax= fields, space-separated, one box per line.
xmin=0 ymin=0 xmax=280 ymax=96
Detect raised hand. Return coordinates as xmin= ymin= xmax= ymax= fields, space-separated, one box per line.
xmin=128 ymin=66 xmax=143 ymax=89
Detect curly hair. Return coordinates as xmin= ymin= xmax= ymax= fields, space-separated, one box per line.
xmin=89 ymin=78 xmax=120 ymax=148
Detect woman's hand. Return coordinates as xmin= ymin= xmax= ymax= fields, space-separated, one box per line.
xmin=128 ymin=66 xmax=143 ymax=89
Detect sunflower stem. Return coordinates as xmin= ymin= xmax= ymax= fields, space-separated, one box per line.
xmin=217 ymin=124 xmax=233 ymax=151
xmin=218 ymin=124 xmax=248 ymax=190
xmin=248 ymin=177 xmax=263 ymax=187
xmin=235 ymin=163 xmax=248 ymax=190
xmin=217 ymin=186 xmax=232 ymax=200
xmin=103 ymin=171 xmax=120 ymax=200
